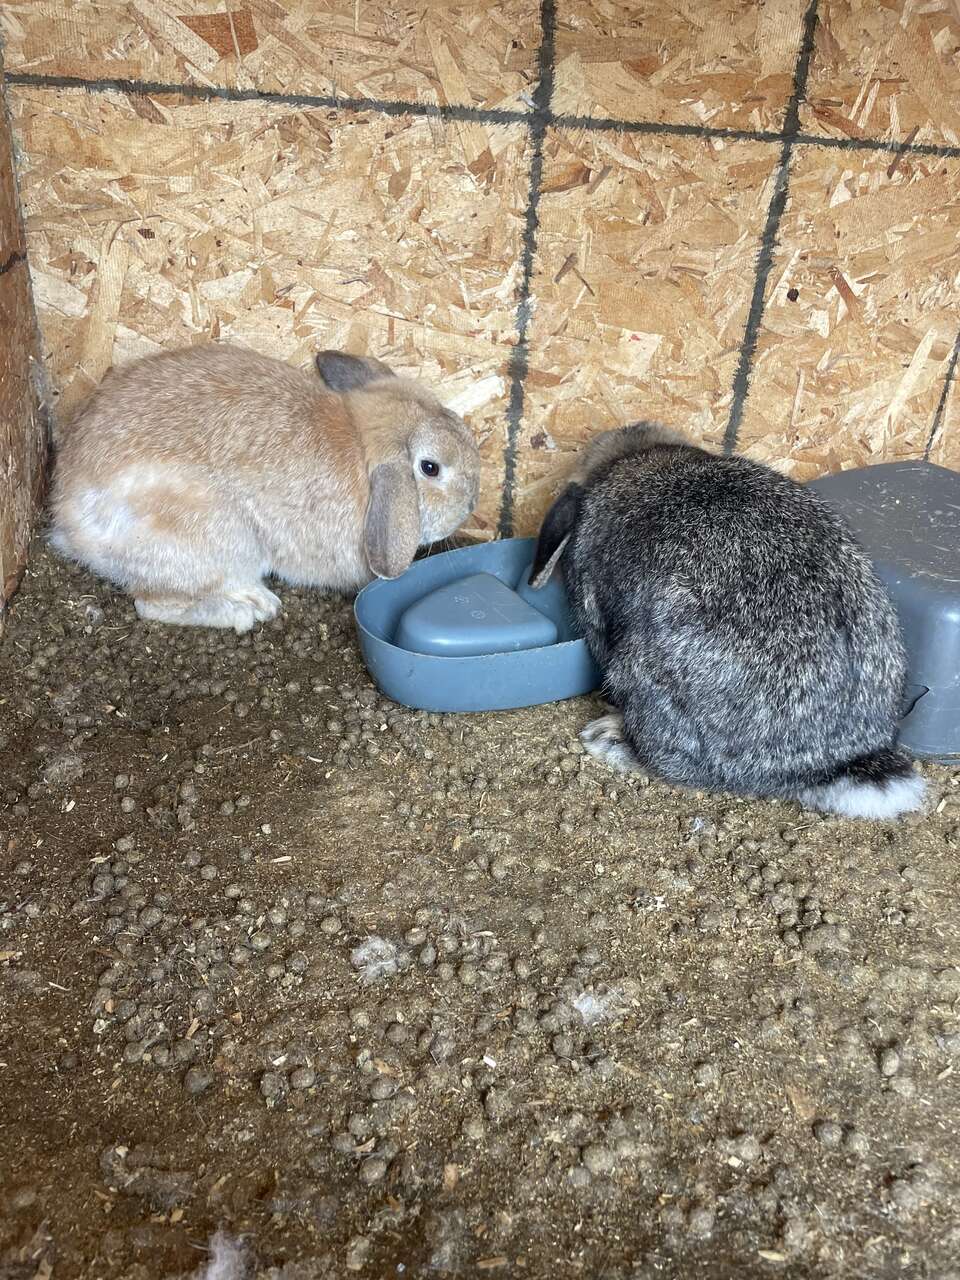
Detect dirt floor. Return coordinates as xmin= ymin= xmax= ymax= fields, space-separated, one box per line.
xmin=1 ymin=545 xmax=959 ymax=1280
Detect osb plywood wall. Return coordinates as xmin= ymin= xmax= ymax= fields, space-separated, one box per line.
xmin=2 ymin=0 xmax=959 ymax=542
xmin=0 ymin=81 xmax=44 ymax=634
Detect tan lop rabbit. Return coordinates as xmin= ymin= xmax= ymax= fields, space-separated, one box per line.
xmin=49 ymin=344 xmax=480 ymax=632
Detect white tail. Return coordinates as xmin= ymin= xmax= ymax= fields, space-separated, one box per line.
xmin=798 ymin=771 xmax=927 ymax=820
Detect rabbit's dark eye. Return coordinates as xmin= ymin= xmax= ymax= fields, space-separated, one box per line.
xmin=420 ymin=459 xmax=440 ymax=478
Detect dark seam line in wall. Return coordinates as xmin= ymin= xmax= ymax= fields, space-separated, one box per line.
xmin=496 ymin=0 xmax=557 ymax=541
xmin=554 ymin=112 xmax=786 ymax=145
xmin=10 ymin=72 xmax=959 ymax=160
xmin=3 ymin=71 xmax=532 ymax=127
xmin=0 ymin=249 xmax=27 ymax=277
xmin=554 ymin=112 xmax=960 ymax=159
xmin=722 ymin=0 xmax=819 ymax=455
xmin=924 ymin=328 xmax=960 ymax=460
xmin=794 ymin=131 xmax=960 ymax=159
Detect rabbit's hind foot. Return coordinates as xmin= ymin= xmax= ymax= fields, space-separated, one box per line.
xmin=580 ymin=712 xmax=640 ymax=774
xmin=135 ymin=584 xmax=281 ymax=633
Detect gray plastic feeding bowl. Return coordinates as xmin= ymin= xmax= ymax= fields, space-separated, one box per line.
xmin=810 ymin=460 xmax=960 ymax=761
xmin=354 ymin=538 xmax=601 ymax=713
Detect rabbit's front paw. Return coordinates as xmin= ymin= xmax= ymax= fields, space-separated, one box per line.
xmin=580 ymin=712 xmax=640 ymax=774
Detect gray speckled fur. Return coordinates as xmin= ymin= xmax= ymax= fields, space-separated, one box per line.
xmin=531 ymin=424 xmax=926 ymax=818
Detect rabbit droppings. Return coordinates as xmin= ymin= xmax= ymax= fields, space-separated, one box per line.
xmin=49 ymin=345 xmax=480 ymax=632
xmin=529 ymin=424 xmax=926 ymax=821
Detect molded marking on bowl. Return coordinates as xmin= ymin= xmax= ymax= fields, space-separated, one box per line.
xmin=354 ymin=538 xmax=601 ymax=713
xmin=395 ymin=573 xmax=558 ymax=657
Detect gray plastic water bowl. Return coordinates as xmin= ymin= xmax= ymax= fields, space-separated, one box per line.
xmin=810 ymin=460 xmax=960 ymax=761
xmin=354 ymin=537 xmax=601 ymax=713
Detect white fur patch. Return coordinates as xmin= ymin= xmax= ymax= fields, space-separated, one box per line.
xmin=572 ymin=987 xmax=624 ymax=1026
xmin=350 ymin=935 xmax=407 ymax=983
xmin=799 ymin=771 xmax=927 ymax=820
xmin=76 ymin=487 xmax=136 ymax=544
xmin=197 ymin=1231 xmax=247 ymax=1280
xmin=572 ymin=978 xmax=641 ymax=1025
xmin=580 ymin=713 xmax=640 ymax=774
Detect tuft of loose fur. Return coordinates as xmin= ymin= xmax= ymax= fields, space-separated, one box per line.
xmin=350 ymin=935 xmax=407 ymax=983
xmin=572 ymin=985 xmax=628 ymax=1026
xmin=533 ymin=423 xmax=926 ymax=821
xmin=196 ymin=1232 xmax=247 ymax=1280
xmin=49 ymin=343 xmax=479 ymax=632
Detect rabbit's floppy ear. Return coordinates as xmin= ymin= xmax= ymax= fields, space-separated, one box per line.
xmin=529 ymin=483 xmax=583 ymax=589
xmin=315 ymin=351 xmax=396 ymax=393
xmin=364 ymin=460 xmax=421 ymax=580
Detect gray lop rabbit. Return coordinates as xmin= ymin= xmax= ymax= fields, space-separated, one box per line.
xmin=529 ymin=423 xmax=926 ymax=820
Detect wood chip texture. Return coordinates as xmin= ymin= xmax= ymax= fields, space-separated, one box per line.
xmin=739 ymin=149 xmax=960 ymax=478
xmin=0 ymin=84 xmax=45 ymax=633
xmin=9 ymin=88 xmax=528 ymax=537
xmin=0 ymin=0 xmax=541 ymax=109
